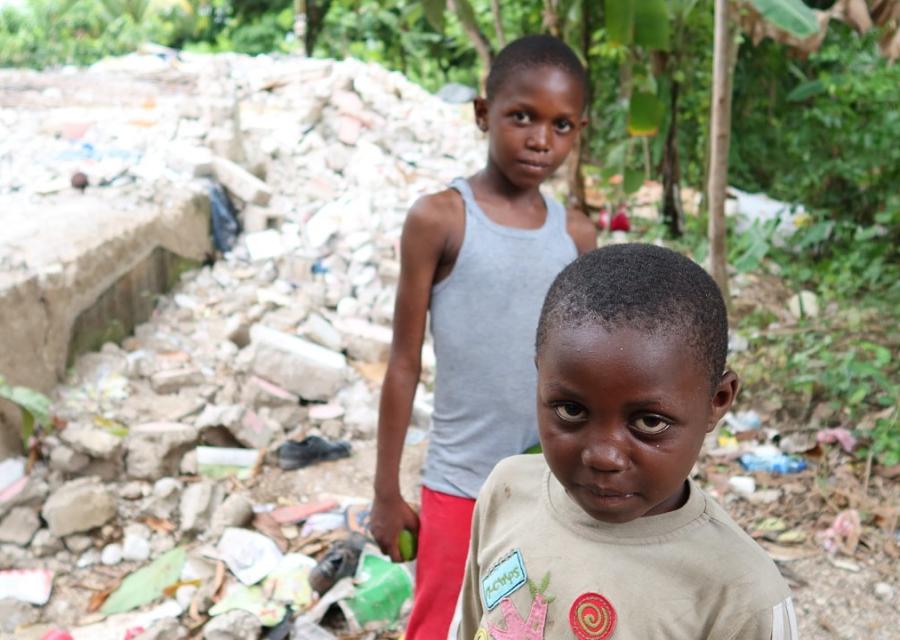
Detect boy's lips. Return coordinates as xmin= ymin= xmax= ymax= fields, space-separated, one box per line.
xmin=517 ymin=159 xmax=551 ymax=171
xmin=580 ymin=485 xmax=636 ymax=499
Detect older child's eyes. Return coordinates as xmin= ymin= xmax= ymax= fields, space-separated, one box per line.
xmin=631 ymin=415 xmax=672 ymax=435
xmin=555 ymin=119 xmax=573 ymax=133
xmin=512 ymin=111 xmax=531 ymax=124
xmin=554 ymin=402 xmax=587 ymax=422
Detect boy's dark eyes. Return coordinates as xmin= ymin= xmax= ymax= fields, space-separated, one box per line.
xmin=553 ymin=402 xmax=587 ymax=422
xmin=631 ymin=415 xmax=672 ymax=435
xmin=554 ymin=119 xmax=573 ymax=132
xmin=511 ymin=111 xmax=531 ymax=123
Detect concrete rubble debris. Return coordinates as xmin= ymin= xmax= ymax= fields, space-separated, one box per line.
xmin=125 ymin=422 xmax=199 ymax=480
xmin=0 ymin=48 xmax=472 ymax=638
xmin=42 ymin=478 xmax=117 ymax=537
xmin=203 ymin=609 xmax=262 ymax=640
xmin=0 ymin=596 xmax=40 ymax=633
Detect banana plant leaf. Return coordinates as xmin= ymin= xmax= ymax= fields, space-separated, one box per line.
xmin=627 ymin=91 xmax=664 ymax=136
xmin=605 ymin=0 xmax=635 ymax=46
xmin=634 ymin=0 xmax=671 ymax=51
xmin=747 ymin=0 xmax=819 ymax=38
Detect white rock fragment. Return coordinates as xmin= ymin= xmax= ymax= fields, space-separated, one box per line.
xmin=213 ymin=156 xmax=272 ymax=205
xmin=125 ymin=422 xmax=199 ymax=480
xmin=249 ymin=325 xmax=347 ymax=401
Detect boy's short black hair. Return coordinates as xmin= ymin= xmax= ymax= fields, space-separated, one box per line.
xmin=536 ymin=244 xmax=729 ymax=392
xmin=486 ymin=35 xmax=588 ymax=105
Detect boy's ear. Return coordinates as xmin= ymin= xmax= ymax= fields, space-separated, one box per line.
xmin=707 ymin=370 xmax=739 ymax=432
xmin=473 ymin=97 xmax=489 ymax=132
xmin=579 ymin=116 xmax=589 ymax=131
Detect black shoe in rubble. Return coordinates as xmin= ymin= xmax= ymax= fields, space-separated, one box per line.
xmin=277 ymin=435 xmax=352 ymax=470
xmin=308 ymin=533 xmax=367 ymax=595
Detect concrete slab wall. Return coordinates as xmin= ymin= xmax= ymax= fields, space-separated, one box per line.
xmin=0 ymin=188 xmax=211 ymax=457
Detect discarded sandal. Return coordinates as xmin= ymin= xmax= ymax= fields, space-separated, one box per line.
xmin=277 ymin=435 xmax=352 ymax=470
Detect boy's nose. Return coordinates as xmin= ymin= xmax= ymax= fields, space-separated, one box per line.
xmin=526 ymin=125 xmax=551 ymax=151
xmin=581 ymin=434 xmax=629 ymax=472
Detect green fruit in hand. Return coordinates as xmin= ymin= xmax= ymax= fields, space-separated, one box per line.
xmin=398 ymin=529 xmax=417 ymax=562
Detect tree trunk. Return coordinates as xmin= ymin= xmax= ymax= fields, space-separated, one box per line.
xmin=543 ymin=0 xmax=561 ymax=37
xmin=565 ymin=0 xmax=595 ymax=211
xmin=660 ymin=81 xmax=684 ymax=236
xmin=707 ymin=0 xmax=737 ymax=304
xmin=298 ymin=0 xmax=333 ymax=57
xmin=490 ymin=0 xmax=506 ymax=48
xmin=448 ymin=0 xmax=494 ymax=72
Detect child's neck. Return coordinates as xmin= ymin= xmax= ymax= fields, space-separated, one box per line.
xmin=468 ymin=167 xmax=548 ymax=230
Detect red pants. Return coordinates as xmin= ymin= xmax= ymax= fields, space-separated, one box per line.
xmin=405 ymin=486 xmax=476 ymax=640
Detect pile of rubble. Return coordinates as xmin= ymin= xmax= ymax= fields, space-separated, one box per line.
xmin=0 ymin=49 xmax=489 ymax=639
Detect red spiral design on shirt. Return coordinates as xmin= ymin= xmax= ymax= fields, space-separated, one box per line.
xmin=568 ymin=592 xmax=617 ymax=640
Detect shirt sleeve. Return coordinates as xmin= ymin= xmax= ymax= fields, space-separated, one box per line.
xmin=449 ymin=496 xmax=484 ymax=640
xmin=725 ymin=597 xmax=799 ymax=640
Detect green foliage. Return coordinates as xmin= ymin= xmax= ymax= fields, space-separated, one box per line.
xmin=745 ymin=0 xmax=819 ymax=38
xmin=731 ymin=25 xmax=900 ymax=225
xmin=0 ymin=375 xmax=52 ymax=447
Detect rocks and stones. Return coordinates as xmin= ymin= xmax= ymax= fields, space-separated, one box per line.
xmin=64 ymin=534 xmax=94 ymax=553
xmin=210 ymin=493 xmax=253 ymax=537
xmin=125 ymin=422 xmax=199 ymax=480
xmin=213 ymin=156 xmax=273 ymax=206
xmin=136 ymin=617 xmax=189 ymax=640
xmin=49 ymin=443 xmax=90 ymax=474
xmin=60 ymin=425 xmax=122 ymax=459
xmin=148 ymin=477 xmax=183 ymax=519
xmin=30 ymin=529 xmax=63 ymax=557
xmin=150 ymin=368 xmax=204 ymax=394
xmin=0 ymin=597 xmax=39 ymax=633
xmin=334 ymin=317 xmax=392 ymax=362
xmin=787 ymin=290 xmax=819 ymax=319
xmin=180 ymin=479 xmax=226 ymax=534
xmin=122 ymin=523 xmax=152 ymax=561
xmin=42 ymin=478 xmax=117 ymax=537
xmin=248 ymin=325 xmax=348 ymax=401
xmin=0 ymin=506 xmax=41 ymax=546
xmin=874 ymin=582 xmax=895 ymax=602
xmin=101 ymin=542 xmax=123 ymax=565
xmin=203 ymin=609 xmax=262 ymax=639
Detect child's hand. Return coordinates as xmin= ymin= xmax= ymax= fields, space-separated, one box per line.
xmin=371 ymin=493 xmax=420 ymax=562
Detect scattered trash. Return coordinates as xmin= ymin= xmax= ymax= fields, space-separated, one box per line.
xmin=270 ymin=500 xmax=339 ymax=525
xmin=816 ymin=427 xmax=857 ymax=453
xmin=196 ymin=446 xmax=261 ymax=478
xmin=208 ymin=583 xmax=286 ymax=626
xmin=216 ymin=527 xmax=284 ymax=586
xmin=277 ymin=436 xmax=352 ymax=470
xmin=101 ymin=547 xmax=187 ymax=615
xmin=340 ymin=550 xmax=413 ymax=631
xmin=728 ymin=475 xmax=756 ymax=498
xmin=308 ymin=534 xmax=366 ymax=595
xmin=817 ymin=509 xmax=861 ymax=555
xmin=0 ymin=457 xmax=26 ymax=502
xmin=0 ymin=568 xmax=54 ymax=605
xmin=208 ymin=182 xmax=241 ymax=253
xmin=739 ymin=446 xmax=808 ymax=474
xmin=724 ymin=410 xmax=762 ymax=433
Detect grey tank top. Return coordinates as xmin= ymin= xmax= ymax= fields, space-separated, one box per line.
xmin=422 ymin=177 xmax=578 ymax=498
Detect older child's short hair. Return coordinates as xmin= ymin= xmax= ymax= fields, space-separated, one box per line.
xmin=536 ymin=244 xmax=729 ymax=391
xmin=486 ymin=35 xmax=588 ymax=104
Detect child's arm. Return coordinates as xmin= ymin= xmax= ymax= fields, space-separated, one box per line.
xmin=566 ymin=206 xmax=597 ymax=255
xmin=371 ymin=192 xmax=458 ymax=561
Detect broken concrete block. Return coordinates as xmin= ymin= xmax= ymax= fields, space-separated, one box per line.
xmin=195 ymin=404 xmax=245 ymax=431
xmin=0 ymin=506 xmax=40 ymax=546
xmin=136 ymin=617 xmax=188 ymax=640
xmin=204 ymin=609 xmax=262 ymax=640
xmin=49 ymin=443 xmax=90 ymax=474
xmin=335 ymin=317 xmax=392 ymax=362
xmin=150 ymin=368 xmax=204 ymax=394
xmin=61 ymin=425 xmax=122 ymax=459
xmin=210 ymin=493 xmax=253 ymax=537
xmin=0 ymin=597 xmax=39 ymax=633
xmin=125 ymin=422 xmax=199 ymax=480
xmin=42 ymin=478 xmax=117 ymax=537
xmin=304 ymin=313 xmax=343 ymax=352
xmin=213 ymin=156 xmax=272 ymax=206
xmin=249 ymin=325 xmax=347 ymax=401
xmin=30 ymin=529 xmax=63 ymax=557
xmin=227 ymin=409 xmax=279 ymax=449
xmin=240 ymin=376 xmax=299 ymax=409
xmin=241 ymin=205 xmax=283 ymax=233
xmin=168 ymin=144 xmax=214 ymax=177
xmin=180 ymin=479 xmax=225 ymax=534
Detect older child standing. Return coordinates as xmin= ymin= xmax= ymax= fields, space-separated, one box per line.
xmin=370 ymin=35 xmax=596 ymax=639
xmin=454 ymin=244 xmax=796 ymax=639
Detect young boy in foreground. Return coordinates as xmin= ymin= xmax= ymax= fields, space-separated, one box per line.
xmin=454 ymin=244 xmax=796 ymax=639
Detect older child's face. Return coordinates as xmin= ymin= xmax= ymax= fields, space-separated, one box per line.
xmin=536 ymin=324 xmax=737 ymax=524
xmin=475 ymin=66 xmax=586 ymax=189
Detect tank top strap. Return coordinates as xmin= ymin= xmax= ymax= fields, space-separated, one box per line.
xmin=449 ymin=177 xmax=479 ymax=219
xmin=542 ymin=191 xmax=569 ymax=237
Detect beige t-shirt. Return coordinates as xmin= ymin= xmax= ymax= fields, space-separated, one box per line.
xmin=453 ymin=455 xmax=797 ymax=640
